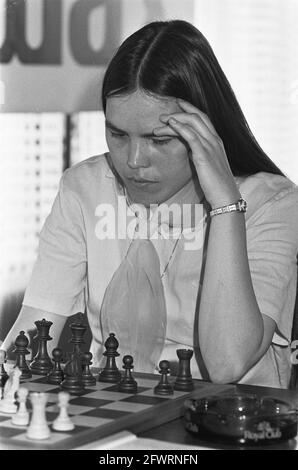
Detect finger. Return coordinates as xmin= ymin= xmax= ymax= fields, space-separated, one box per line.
xmin=167 ymin=117 xmax=208 ymax=156
xmin=160 ymin=112 xmax=215 ymax=141
xmin=153 ymin=125 xmax=179 ymax=137
xmin=177 ymin=99 xmax=218 ymax=137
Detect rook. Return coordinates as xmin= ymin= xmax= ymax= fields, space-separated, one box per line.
xmin=26 ymin=392 xmax=51 ymax=440
xmin=173 ymin=349 xmax=194 ymax=391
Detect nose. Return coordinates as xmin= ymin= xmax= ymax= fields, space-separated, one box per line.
xmin=127 ymin=140 xmax=150 ymax=169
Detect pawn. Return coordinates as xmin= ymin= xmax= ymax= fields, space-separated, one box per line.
xmin=81 ymin=352 xmax=96 ymax=386
xmin=47 ymin=348 xmax=64 ymax=385
xmin=154 ymin=360 xmax=174 ymax=395
xmin=52 ymin=391 xmax=75 ymax=432
xmin=11 ymin=387 xmax=30 ymax=426
xmin=118 ymin=355 xmax=138 ymax=393
xmin=13 ymin=331 xmax=32 ymax=380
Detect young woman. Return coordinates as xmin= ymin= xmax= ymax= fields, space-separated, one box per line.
xmin=2 ymin=20 xmax=298 ymax=388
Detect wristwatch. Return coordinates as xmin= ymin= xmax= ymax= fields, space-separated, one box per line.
xmin=210 ymin=198 xmax=247 ymax=217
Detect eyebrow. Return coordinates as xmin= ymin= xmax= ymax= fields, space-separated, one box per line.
xmin=105 ymin=119 xmax=172 ymax=138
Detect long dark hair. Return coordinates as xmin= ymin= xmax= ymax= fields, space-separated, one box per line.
xmin=102 ymin=20 xmax=284 ymax=177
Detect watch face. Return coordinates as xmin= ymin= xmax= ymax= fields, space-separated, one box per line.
xmin=239 ymin=199 xmax=247 ymax=211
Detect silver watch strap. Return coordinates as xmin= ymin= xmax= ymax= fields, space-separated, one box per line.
xmin=210 ymin=198 xmax=247 ymax=217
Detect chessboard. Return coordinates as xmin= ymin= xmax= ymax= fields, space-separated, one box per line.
xmin=0 ymin=371 xmax=234 ymax=450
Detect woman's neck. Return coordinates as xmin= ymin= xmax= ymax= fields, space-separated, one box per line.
xmin=163 ymin=178 xmax=204 ymax=208
xmin=124 ymin=178 xmax=204 ymax=228
xmin=124 ymin=178 xmax=203 ymax=210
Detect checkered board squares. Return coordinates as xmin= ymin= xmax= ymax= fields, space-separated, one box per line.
xmin=0 ymin=373 xmax=234 ymax=450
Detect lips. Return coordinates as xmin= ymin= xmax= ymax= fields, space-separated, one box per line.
xmin=129 ymin=177 xmax=157 ymax=184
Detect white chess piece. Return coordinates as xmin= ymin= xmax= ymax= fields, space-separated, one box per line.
xmin=0 ymin=366 xmax=22 ymax=413
xmin=0 ymin=349 xmax=8 ymax=400
xmin=11 ymin=387 xmax=30 ymax=426
xmin=26 ymin=392 xmax=51 ymax=440
xmin=52 ymin=391 xmax=74 ymax=431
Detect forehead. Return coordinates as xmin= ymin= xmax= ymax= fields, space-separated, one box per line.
xmin=105 ymin=90 xmax=181 ymax=131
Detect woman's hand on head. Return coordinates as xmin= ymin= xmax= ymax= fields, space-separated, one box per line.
xmin=154 ymin=99 xmax=241 ymax=208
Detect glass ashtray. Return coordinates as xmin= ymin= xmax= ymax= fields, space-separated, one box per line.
xmin=184 ymin=394 xmax=298 ymax=445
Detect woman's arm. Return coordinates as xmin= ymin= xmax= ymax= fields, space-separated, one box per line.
xmin=197 ymin=209 xmax=276 ymax=383
xmin=154 ymin=99 xmax=276 ymax=383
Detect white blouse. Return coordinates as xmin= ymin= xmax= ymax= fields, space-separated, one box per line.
xmin=23 ymin=154 xmax=298 ymax=388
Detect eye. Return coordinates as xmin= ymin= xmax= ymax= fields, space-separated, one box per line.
xmin=152 ymin=138 xmax=173 ymax=146
xmin=109 ymin=130 xmax=126 ymax=138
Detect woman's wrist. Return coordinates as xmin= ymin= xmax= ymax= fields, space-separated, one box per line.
xmin=210 ymin=197 xmax=247 ymax=217
xmin=209 ymin=191 xmax=242 ymax=209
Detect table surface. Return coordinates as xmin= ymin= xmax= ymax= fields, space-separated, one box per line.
xmin=2 ymin=363 xmax=298 ymax=451
xmin=140 ymin=382 xmax=298 ymax=450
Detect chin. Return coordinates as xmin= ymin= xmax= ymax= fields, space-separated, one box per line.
xmin=126 ymin=188 xmax=160 ymax=206
xmin=132 ymin=196 xmax=159 ymax=207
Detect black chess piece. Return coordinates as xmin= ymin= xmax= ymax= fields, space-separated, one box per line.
xmin=173 ymin=349 xmax=194 ymax=391
xmin=68 ymin=313 xmax=87 ymax=357
xmin=60 ymin=352 xmax=85 ymax=395
xmin=30 ymin=319 xmax=53 ymax=375
xmin=98 ymin=333 xmax=121 ymax=383
xmin=154 ymin=360 xmax=174 ymax=395
xmin=81 ymin=352 xmax=96 ymax=386
xmin=118 ymin=355 xmax=138 ymax=393
xmin=47 ymin=348 xmax=64 ymax=385
xmin=13 ymin=331 xmax=32 ymax=380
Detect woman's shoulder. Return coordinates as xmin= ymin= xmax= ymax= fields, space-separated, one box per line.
xmin=235 ymin=172 xmax=298 ymax=216
xmin=63 ymin=153 xmax=111 ymax=180
xmin=60 ymin=153 xmax=115 ymax=193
